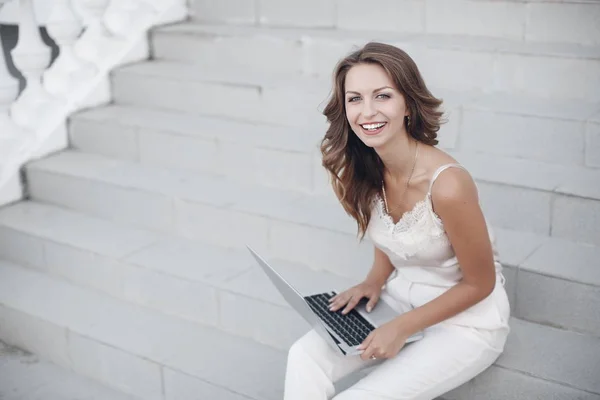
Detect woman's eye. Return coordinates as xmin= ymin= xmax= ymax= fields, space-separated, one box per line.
xmin=377 ymin=93 xmax=391 ymax=99
xmin=347 ymin=96 xmax=360 ymax=103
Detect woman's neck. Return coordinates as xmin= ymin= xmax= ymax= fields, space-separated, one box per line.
xmin=377 ymin=133 xmax=416 ymax=184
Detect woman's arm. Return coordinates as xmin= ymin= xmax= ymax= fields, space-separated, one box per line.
xmin=329 ymin=246 xmax=395 ymax=313
xmin=394 ymin=168 xmax=497 ymax=337
xmin=365 ymin=246 xmax=396 ymax=287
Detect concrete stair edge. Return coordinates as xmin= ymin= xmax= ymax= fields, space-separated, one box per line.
xmin=0 ymin=200 xmax=599 ymax=339
xmin=0 ymin=258 xmax=598 ymax=398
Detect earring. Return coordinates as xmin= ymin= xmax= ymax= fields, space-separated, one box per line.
xmin=406 ymin=115 xmax=411 ymax=128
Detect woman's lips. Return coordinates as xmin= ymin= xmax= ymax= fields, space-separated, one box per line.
xmin=360 ymin=122 xmax=387 ymax=136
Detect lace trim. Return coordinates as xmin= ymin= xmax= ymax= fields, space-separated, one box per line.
xmin=374 ymin=194 xmax=443 ymax=235
xmin=371 ymin=194 xmax=450 ymax=259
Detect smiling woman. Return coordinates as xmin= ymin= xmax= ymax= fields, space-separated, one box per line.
xmin=321 ymin=43 xmax=443 ymax=238
xmin=283 ymin=42 xmax=511 ymax=400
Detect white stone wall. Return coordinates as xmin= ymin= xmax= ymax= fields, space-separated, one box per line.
xmin=192 ymin=0 xmax=600 ymax=44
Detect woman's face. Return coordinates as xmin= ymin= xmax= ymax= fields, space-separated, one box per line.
xmin=344 ymin=63 xmax=408 ymax=149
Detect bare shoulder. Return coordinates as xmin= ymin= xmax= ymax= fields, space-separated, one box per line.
xmin=425 ymin=147 xmax=478 ymax=210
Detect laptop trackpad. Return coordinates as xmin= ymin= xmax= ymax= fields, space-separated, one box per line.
xmin=355 ymin=298 xmax=400 ymax=326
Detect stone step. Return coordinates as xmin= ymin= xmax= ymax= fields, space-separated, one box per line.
xmin=0 ymin=200 xmax=342 ymax=351
xmin=25 ymin=147 xmax=600 ymax=246
xmin=0 ymin=259 xmax=286 ymax=400
xmin=191 ymin=0 xmax=600 ymax=46
xmin=84 ymin=72 xmax=600 ymax=167
xmin=0 ymin=258 xmax=598 ymax=399
xmin=69 ymin=102 xmax=600 ymax=201
xmin=0 ymin=341 xmax=140 ymax=400
xmin=0 ymin=196 xmax=599 ymax=338
xmin=150 ymin=21 xmax=600 ymax=101
xmin=108 ymin=60 xmax=600 ymax=174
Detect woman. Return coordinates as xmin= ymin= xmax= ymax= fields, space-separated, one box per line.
xmin=284 ymin=42 xmax=511 ymax=400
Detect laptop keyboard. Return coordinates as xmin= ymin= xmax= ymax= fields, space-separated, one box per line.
xmin=304 ymin=292 xmax=375 ymax=347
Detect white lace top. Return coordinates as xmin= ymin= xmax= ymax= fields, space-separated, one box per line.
xmin=367 ymin=164 xmax=509 ymax=330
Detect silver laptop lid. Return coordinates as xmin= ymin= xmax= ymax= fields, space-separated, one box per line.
xmin=246 ymin=246 xmax=320 ymax=323
xmin=246 ymin=246 xmax=351 ymax=351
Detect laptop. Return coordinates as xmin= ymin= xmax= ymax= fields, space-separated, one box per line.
xmin=246 ymin=246 xmax=424 ymax=356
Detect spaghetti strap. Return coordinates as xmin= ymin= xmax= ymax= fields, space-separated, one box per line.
xmin=427 ymin=163 xmax=467 ymax=195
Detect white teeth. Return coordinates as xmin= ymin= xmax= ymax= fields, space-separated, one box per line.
xmin=362 ymin=122 xmax=385 ymax=130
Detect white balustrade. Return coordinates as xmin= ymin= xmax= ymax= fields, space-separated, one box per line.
xmin=43 ymin=0 xmax=86 ymax=98
xmin=73 ymin=0 xmax=113 ymax=68
xmin=104 ymin=0 xmax=158 ymax=38
xmin=0 ymin=0 xmax=188 ymax=205
xmin=0 ymin=2 xmax=18 ymax=128
xmin=9 ymin=0 xmax=53 ymax=130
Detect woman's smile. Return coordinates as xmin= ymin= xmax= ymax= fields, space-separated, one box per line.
xmin=360 ymin=122 xmax=387 ymax=135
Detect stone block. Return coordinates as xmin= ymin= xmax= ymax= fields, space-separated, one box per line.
xmin=526 ymin=2 xmax=600 ymax=45
xmin=303 ymin=37 xmax=361 ymax=77
xmin=492 ymin=227 xmax=547 ymax=268
xmin=516 ymin=271 xmax=600 ymax=336
xmin=268 ymin=219 xmax=372 ymax=279
xmin=476 ymin=182 xmax=551 ymax=235
xmin=502 ymin=265 xmax=517 ymax=313
xmin=437 ymin=106 xmax=460 ymax=150
xmin=164 ymin=368 xmax=252 ymax=400
xmin=498 ymin=319 xmax=600 ymax=394
xmin=124 ymin=238 xmax=252 ymax=285
xmin=586 ymin=120 xmax=600 ymax=168
xmin=523 ymin=238 xmax=600 ymax=286
xmin=113 ymin=70 xmax=263 ymax=121
xmin=0 ymin=304 xmax=71 ymax=370
xmin=261 ymin=84 xmax=331 ymax=128
xmin=444 ymin=365 xmax=600 ymax=400
xmin=160 ymin=324 xmax=285 ymax=400
xmin=0 ymin=202 xmax=158 ymax=259
xmin=460 ymin=109 xmax=585 ymax=165
xmin=494 ymin=54 xmax=600 ymax=102
xmin=152 ymin=32 xmax=303 ymax=75
xmin=192 ymin=0 xmax=257 ymax=24
xmin=68 ymin=333 xmax=164 ymax=400
xmin=43 ymin=241 xmax=125 ymax=299
xmin=259 ymin=0 xmax=335 ymax=27
xmin=426 ymin=0 xmax=526 ymax=40
xmin=27 ymin=169 xmax=175 ymax=233
xmin=0 ymin=226 xmax=45 ymax=268
xmin=174 ymin=199 xmax=270 ymax=250
xmin=0 ymin=343 xmax=139 ymax=400
xmin=121 ymin=263 xmax=220 ymax=326
xmin=336 ymin=0 xmax=425 ymax=33
xmin=420 ymin=48 xmax=496 ymax=92
xmin=220 ymin=143 xmax=313 ymax=192
xmin=69 ymin=117 xmax=139 ymax=161
xmin=552 ymin=195 xmax=600 ymax=246
xmin=219 ymin=290 xmax=309 ymax=350
xmin=139 ymin=130 xmax=219 ymax=173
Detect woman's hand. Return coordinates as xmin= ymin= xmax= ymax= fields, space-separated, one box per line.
xmin=357 ymin=318 xmax=410 ymax=361
xmin=328 ymin=280 xmax=383 ymax=315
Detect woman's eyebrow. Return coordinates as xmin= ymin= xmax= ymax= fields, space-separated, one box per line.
xmin=345 ymin=86 xmax=394 ymax=95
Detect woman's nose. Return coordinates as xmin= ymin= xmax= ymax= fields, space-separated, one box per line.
xmin=362 ymin=100 xmax=376 ymax=118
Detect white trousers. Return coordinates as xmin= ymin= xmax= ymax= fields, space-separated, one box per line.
xmin=284 ymin=320 xmax=508 ymax=400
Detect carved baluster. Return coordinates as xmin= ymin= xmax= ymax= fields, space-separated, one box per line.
xmin=9 ymin=0 xmax=53 ymax=129
xmin=104 ymin=0 xmax=158 ymax=37
xmin=43 ymin=0 xmax=87 ymax=98
xmin=0 ymin=3 xmax=19 ymax=129
xmin=73 ymin=0 xmax=113 ymax=67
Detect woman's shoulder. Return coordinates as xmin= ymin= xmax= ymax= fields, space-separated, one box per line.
xmin=423 ymin=147 xmax=477 ymax=202
xmin=422 ymin=147 xmax=465 ymax=178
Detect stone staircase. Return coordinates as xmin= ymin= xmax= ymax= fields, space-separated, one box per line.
xmin=1 ymin=1 xmax=600 ymax=399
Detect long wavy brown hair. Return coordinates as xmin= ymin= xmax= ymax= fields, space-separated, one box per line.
xmin=321 ymin=42 xmax=444 ymax=239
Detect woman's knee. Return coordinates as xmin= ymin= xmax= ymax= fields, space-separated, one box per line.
xmin=287 ymin=330 xmax=324 ymax=365
xmin=287 ymin=338 xmax=307 ymax=364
